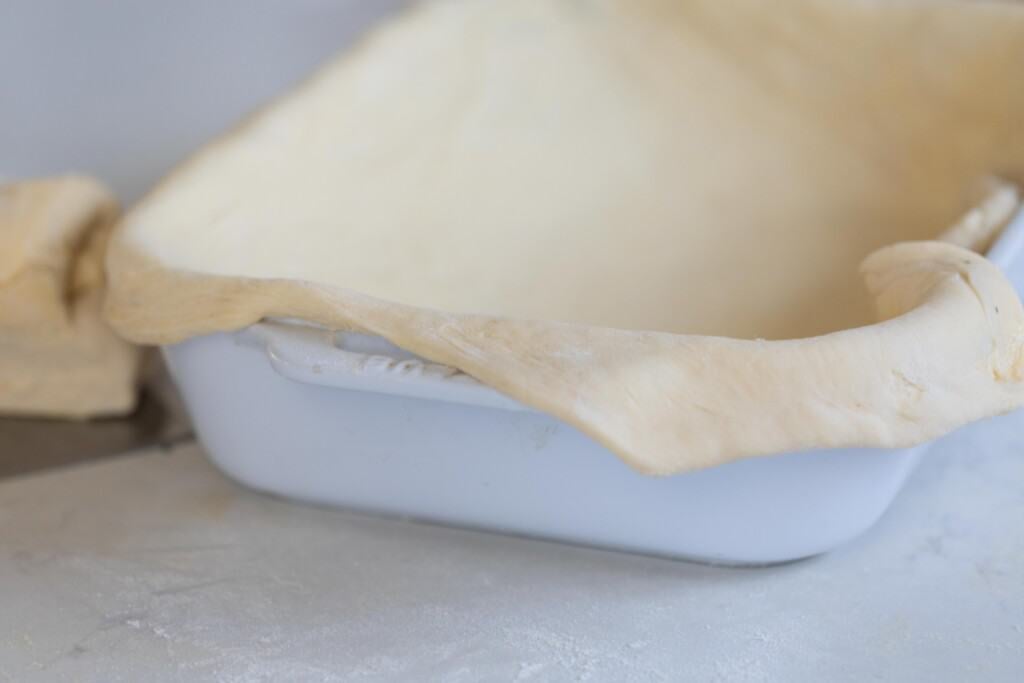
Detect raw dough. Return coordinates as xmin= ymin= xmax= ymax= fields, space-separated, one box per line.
xmin=106 ymin=0 xmax=1024 ymax=473
xmin=1 ymin=176 xmax=139 ymax=418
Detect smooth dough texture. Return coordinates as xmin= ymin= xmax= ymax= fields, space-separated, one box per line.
xmin=107 ymin=0 xmax=1024 ymax=473
xmin=1 ymin=177 xmax=139 ymax=418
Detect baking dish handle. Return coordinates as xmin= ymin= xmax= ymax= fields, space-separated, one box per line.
xmin=236 ymin=321 xmax=530 ymax=412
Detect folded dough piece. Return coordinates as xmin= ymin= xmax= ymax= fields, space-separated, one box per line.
xmin=1 ymin=176 xmax=139 ymax=418
xmin=106 ymin=0 xmax=1024 ymax=473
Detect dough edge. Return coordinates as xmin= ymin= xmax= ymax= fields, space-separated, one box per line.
xmin=104 ymin=233 xmax=1024 ymax=475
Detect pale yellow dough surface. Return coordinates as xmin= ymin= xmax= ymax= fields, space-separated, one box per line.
xmin=1 ymin=177 xmax=138 ymax=418
xmin=108 ymin=0 xmax=1024 ymax=473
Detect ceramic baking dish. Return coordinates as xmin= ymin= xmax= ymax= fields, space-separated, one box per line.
xmin=7 ymin=0 xmax=1019 ymax=564
xmin=162 ymin=206 xmax=1024 ymax=565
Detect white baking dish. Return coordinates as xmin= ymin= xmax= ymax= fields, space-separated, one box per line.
xmin=163 ymin=206 xmax=1024 ymax=565
xmin=7 ymin=0 xmax=1020 ymax=564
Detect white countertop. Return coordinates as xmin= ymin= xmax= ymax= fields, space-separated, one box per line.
xmin=1 ymin=413 xmax=1022 ymax=682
